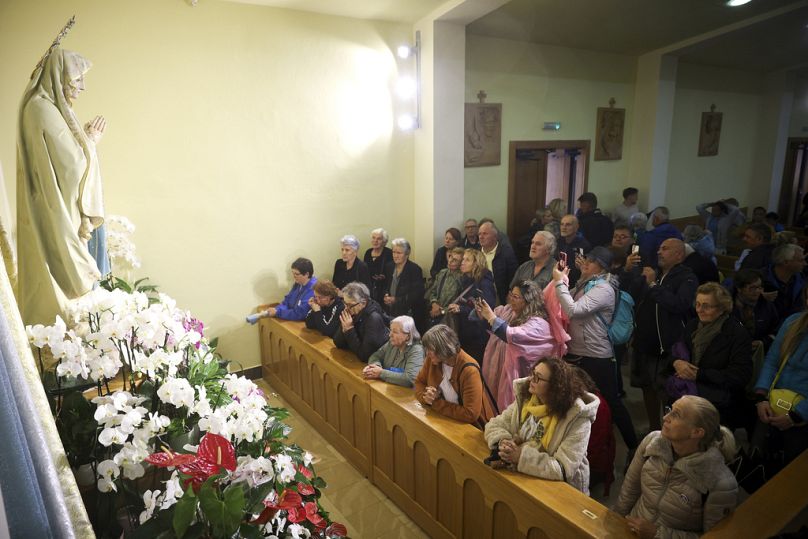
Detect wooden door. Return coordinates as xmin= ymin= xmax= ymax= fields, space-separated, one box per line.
xmin=512 ymin=148 xmax=547 ymax=242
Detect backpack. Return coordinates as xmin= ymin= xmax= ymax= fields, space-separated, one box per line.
xmin=583 ymin=278 xmax=635 ymax=346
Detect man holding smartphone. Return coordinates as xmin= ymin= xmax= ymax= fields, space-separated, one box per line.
xmin=557 ymin=215 xmax=591 ymax=288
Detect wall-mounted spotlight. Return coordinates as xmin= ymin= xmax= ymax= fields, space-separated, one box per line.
xmin=395 ymin=31 xmax=421 ymax=131
xmin=726 ymin=0 xmax=752 ymax=6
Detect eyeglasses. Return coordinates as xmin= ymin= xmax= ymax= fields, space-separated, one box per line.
xmin=531 ymin=372 xmax=550 ymax=383
xmin=344 ymin=301 xmax=360 ymax=311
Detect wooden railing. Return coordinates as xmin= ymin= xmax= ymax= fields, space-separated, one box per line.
xmin=260 ymin=318 xmax=633 ymax=538
xmin=260 ymin=317 xmax=808 ymax=537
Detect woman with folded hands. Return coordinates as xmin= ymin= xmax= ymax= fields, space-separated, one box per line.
xmin=362 ymin=315 xmax=424 ymax=388
xmin=483 ymin=357 xmax=599 ymax=493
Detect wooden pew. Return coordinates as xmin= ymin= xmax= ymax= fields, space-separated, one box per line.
xmin=260 ymin=318 xmax=635 ymax=538
xmin=703 ymin=449 xmax=808 ymax=538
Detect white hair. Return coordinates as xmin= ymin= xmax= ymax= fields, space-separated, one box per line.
xmin=371 ymin=228 xmax=389 ymax=245
xmin=390 ymin=237 xmax=411 ymax=256
xmin=391 ymin=315 xmax=420 ymax=344
xmin=340 ymin=234 xmax=360 ymax=252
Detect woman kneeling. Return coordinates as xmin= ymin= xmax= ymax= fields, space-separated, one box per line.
xmin=483 ymin=357 xmax=599 ymax=494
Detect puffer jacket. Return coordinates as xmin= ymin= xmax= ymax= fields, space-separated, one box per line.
xmin=484 ymin=376 xmax=599 ymax=494
xmin=614 ymin=431 xmax=738 ymax=538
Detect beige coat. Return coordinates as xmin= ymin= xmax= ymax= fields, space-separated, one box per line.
xmin=483 ymin=376 xmax=599 ymax=494
xmin=614 ymin=431 xmax=738 ymax=538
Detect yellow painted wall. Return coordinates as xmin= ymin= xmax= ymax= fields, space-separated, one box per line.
xmin=0 ymin=0 xmax=415 ymax=368
xmin=664 ymin=62 xmax=766 ymax=218
xmin=464 ymin=34 xmax=637 ymax=231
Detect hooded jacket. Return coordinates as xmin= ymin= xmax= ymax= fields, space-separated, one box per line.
xmin=615 ymin=431 xmax=738 ymax=538
xmin=484 ymin=376 xmax=599 ymax=494
xmin=332 ymin=299 xmax=389 ymax=362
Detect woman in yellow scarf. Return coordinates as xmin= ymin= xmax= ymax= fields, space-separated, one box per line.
xmin=484 ymin=357 xmax=600 ymax=494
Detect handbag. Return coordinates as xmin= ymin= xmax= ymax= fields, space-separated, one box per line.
xmin=768 ymin=352 xmax=805 ymax=416
xmin=664 ymin=341 xmax=698 ymax=400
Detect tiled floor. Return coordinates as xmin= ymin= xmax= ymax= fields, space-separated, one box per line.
xmin=256 ymin=380 xmax=428 ymax=539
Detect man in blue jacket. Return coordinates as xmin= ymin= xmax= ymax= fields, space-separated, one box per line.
xmin=638 ymin=207 xmax=683 ymax=268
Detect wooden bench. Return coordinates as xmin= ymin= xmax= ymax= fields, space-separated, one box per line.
xmin=259 ymin=318 xmax=808 ymax=537
xmin=260 ymin=318 xmax=634 ymax=538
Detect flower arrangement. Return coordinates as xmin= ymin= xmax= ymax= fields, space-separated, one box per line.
xmin=106 ymin=215 xmax=141 ymax=272
xmin=27 ymin=283 xmax=347 ymax=538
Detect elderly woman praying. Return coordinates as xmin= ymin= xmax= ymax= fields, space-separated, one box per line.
xmin=363 ymin=315 xmax=424 ymax=387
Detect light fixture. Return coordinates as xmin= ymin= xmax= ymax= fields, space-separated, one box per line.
xmin=726 ymin=0 xmax=752 ymax=6
xmin=397 ymin=114 xmax=416 ymax=131
xmin=395 ymin=76 xmax=417 ymax=100
xmin=395 ymin=31 xmax=421 ymax=130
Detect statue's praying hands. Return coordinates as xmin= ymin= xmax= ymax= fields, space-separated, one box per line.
xmin=84 ymin=115 xmax=106 ymax=144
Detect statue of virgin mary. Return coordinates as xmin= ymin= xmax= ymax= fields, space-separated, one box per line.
xmin=17 ymin=47 xmax=109 ymax=326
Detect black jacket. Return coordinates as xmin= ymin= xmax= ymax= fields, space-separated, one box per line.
xmin=383 ymin=260 xmax=425 ymax=320
xmin=668 ymin=317 xmax=752 ymax=427
xmin=455 ymin=271 xmax=498 ymax=363
xmin=682 ymin=252 xmax=720 ymax=285
xmin=630 ymin=263 xmax=699 ymax=356
xmin=730 ymin=296 xmax=780 ymax=352
xmin=304 ymin=298 xmax=344 ymax=338
xmin=740 ymin=244 xmax=774 ymax=271
xmin=332 ymin=299 xmax=389 ymax=362
xmin=363 ymin=247 xmax=393 ymax=304
xmin=558 ymin=236 xmax=592 ymax=288
xmin=332 ymin=258 xmax=372 ymax=291
xmin=578 ymin=210 xmax=614 ymax=248
xmin=489 ymin=243 xmax=519 ymax=305
xmin=430 ymin=246 xmax=449 ymax=278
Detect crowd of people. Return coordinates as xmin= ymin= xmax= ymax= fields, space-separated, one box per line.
xmin=249 ymin=188 xmax=808 ymax=537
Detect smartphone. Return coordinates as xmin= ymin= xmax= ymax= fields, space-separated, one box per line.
xmin=576 ymin=247 xmax=584 ymax=257
xmin=631 ymin=244 xmax=640 ymax=255
xmin=558 ymin=251 xmax=568 ymax=268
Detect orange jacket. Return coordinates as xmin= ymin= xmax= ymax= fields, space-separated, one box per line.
xmin=414 ymin=349 xmax=496 ymax=429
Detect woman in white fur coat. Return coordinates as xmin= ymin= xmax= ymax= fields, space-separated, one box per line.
xmin=483 ymin=357 xmax=599 ymax=494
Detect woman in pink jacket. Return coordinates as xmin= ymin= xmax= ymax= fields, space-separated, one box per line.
xmin=476 ymin=280 xmax=557 ymax=410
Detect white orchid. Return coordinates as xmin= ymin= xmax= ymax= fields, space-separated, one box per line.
xmin=157 ymin=377 xmax=195 ymax=409
xmin=139 ymin=489 xmax=161 ymax=524
xmin=273 ymin=453 xmax=296 ymax=484
xmin=97 ymin=460 xmax=120 ymax=493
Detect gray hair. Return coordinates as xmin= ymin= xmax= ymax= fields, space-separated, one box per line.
xmin=371 ymin=228 xmax=389 ymax=245
xmin=421 ymin=324 xmax=461 ymax=359
xmin=535 ymin=230 xmax=556 ymax=257
xmin=773 ymin=243 xmax=804 ymax=265
xmin=652 ymin=206 xmax=670 ymax=223
xmin=679 ymin=396 xmax=737 ymax=462
xmin=629 ymin=212 xmax=648 ymax=228
xmin=391 ymin=315 xmax=420 ymax=345
xmin=390 ymin=237 xmax=411 ymax=256
xmin=479 ymin=221 xmax=499 ymax=235
xmin=340 ymin=234 xmax=360 ymax=252
xmin=341 ymin=282 xmax=370 ymax=304
xmin=683 ymin=224 xmax=706 ymax=243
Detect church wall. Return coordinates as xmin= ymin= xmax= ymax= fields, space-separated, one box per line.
xmin=463 ymin=34 xmax=637 ymax=231
xmin=664 ymin=62 xmax=766 ymax=218
xmin=788 ymin=72 xmax=808 ymax=139
xmin=0 ymin=0 xmax=415 ymax=369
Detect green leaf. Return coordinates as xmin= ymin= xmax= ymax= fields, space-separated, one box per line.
xmin=130 ymin=505 xmax=175 ymax=539
xmin=172 ymin=486 xmax=197 ymax=538
xmin=208 ymin=337 xmax=219 ymax=349
xmin=198 ymin=483 xmax=243 ymax=537
xmin=247 ymin=481 xmax=275 ymax=513
xmin=238 ymin=523 xmax=263 ymax=539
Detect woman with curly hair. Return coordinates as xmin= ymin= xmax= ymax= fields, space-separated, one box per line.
xmin=475 ymin=281 xmax=557 ymax=410
xmin=483 ymin=357 xmax=599 ymax=493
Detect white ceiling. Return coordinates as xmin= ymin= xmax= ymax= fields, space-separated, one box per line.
xmin=217 ymin=0 xmax=449 ymax=23
xmin=219 ymin=0 xmax=808 ymax=73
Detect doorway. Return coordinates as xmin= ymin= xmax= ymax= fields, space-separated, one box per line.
xmin=507 ymin=140 xmax=590 ymax=247
xmin=778 ymin=137 xmax=808 ymax=225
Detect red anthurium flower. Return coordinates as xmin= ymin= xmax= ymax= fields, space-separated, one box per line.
xmin=252 ymin=490 xmax=303 ymax=525
xmin=287 ymin=506 xmax=306 ymax=524
xmin=297 ymin=482 xmax=315 ymax=496
xmin=304 ymin=502 xmax=326 ymax=528
xmin=145 ymin=448 xmax=195 ymax=468
xmin=196 ymin=432 xmax=237 ymax=472
xmin=297 ymin=464 xmax=313 ymax=480
xmin=326 ymin=522 xmax=348 ymax=537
